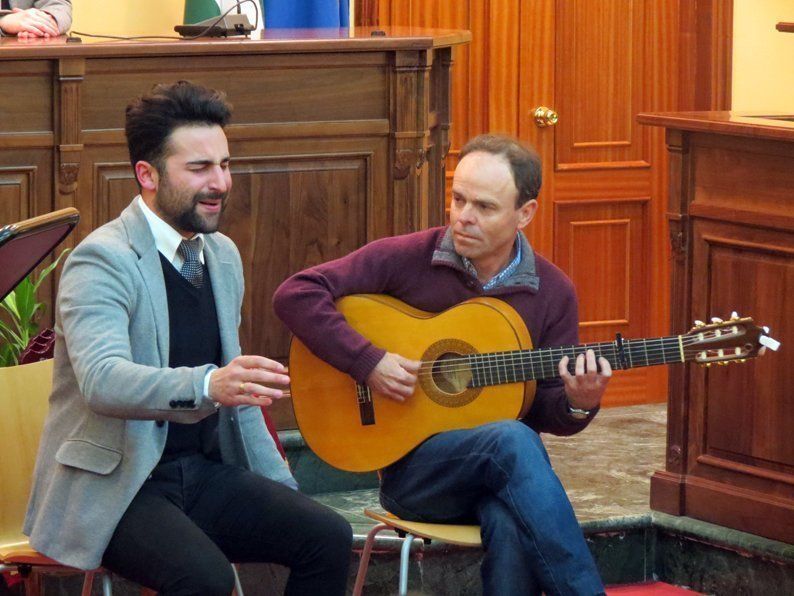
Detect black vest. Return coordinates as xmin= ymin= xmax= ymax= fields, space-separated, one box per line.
xmin=158 ymin=253 xmax=222 ymax=464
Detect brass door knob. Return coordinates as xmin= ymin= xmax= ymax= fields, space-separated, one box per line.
xmin=533 ymin=106 xmax=559 ymax=127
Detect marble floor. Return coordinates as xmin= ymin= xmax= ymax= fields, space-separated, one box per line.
xmin=315 ymin=402 xmax=668 ymax=531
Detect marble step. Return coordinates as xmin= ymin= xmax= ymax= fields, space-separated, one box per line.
xmin=40 ymin=497 xmax=793 ymax=595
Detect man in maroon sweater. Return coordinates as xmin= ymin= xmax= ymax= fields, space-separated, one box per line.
xmin=274 ymin=134 xmax=611 ymax=595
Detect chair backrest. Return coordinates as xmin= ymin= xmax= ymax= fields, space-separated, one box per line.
xmin=0 ymin=359 xmax=53 ymax=547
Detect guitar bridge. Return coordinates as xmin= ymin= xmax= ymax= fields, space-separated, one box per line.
xmin=357 ymin=384 xmax=375 ymax=426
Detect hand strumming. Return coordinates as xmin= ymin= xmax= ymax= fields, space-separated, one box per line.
xmin=366 ymin=352 xmax=421 ymax=402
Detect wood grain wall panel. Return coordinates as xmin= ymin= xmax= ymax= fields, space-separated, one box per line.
xmin=487 ymin=0 xmax=520 ymax=136
xmin=518 ymin=0 xmax=556 ymax=255
xmin=81 ymin=55 xmax=390 ymax=131
xmin=0 ymin=167 xmax=36 ymax=225
xmin=554 ymin=197 xmax=653 ymax=406
xmin=92 ymin=161 xmax=139 ymax=228
xmin=696 ymin=227 xmax=793 ymax=471
xmin=691 ymin=138 xmax=794 ymax=226
xmin=0 ymin=61 xmax=53 ymax=134
xmin=554 ymin=198 xmax=648 ymax=341
xmin=222 ymin=153 xmax=370 ymax=357
xmin=73 ymin=144 xmax=133 ymax=238
xmin=678 ymin=0 xmax=733 ymax=111
xmin=377 ymin=0 xmax=484 ymax=180
xmin=555 ymin=0 xmax=649 ymax=170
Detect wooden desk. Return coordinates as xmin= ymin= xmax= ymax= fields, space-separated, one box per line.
xmin=638 ymin=111 xmax=794 ymax=543
xmin=0 ymin=28 xmax=470 ymax=427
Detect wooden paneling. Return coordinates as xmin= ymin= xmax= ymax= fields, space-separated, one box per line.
xmin=555 ymin=0 xmax=650 ymax=170
xmin=703 ymin=233 xmax=793 ymax=467
xmin=678 ymin=0 xmax=733 ymax=111
xmin=0 ymin=61 xmax=54 ymax=134
xmin=0 ymin=30 xmax=466 ymax=429
xmin=81 ymin=54 xmax=391 ymax=131
xmin=641 ymin=113 xmax=794 ymax=544
xmin=0 ymin=167 xmax=37 ymax=225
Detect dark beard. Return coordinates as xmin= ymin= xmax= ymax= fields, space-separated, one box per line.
xmin=172 ymin=192 xmax=227 ymax=234
xmin=156 ymin=185 xmax=228 ymax=235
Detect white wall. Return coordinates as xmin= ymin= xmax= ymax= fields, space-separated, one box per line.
xmin=732 ymin=0 xmax=794 ymax=112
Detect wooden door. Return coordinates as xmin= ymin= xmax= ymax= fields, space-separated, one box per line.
xmin=369 ymin=0 xmax=682 ymax=406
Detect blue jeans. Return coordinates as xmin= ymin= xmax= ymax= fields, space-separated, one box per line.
xmin=379 ymin=421 xmax=604 ymax=595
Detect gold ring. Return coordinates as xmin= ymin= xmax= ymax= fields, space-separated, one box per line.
xmin=239 ymin=382 xmax=246 ymax=393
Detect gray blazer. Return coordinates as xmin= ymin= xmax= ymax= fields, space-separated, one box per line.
xmin=23 ymin=200 xmax=295 ymax=570
xmin=0 ymin=0 xmax=72 ymax=34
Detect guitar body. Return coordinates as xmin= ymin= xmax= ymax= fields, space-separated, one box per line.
xmin=289 ymin=294 xmax=535 ymax=472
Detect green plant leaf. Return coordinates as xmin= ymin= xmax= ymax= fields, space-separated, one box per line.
xmin=0 ymin=247 xmax=69 ymax=368
xmin=1 ymin=290 xmax=21 ymax=320
xmin=32 ymin=248 xmax=71 ymax=293
xmin=0 ymin=318 xmax=24 ymax=348
xmin=0 ymin=342 xmax=17 ymax=367
xmin=14 ymin=280 xmax=37 ymax=325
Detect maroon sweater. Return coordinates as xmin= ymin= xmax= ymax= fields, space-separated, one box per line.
xmin=273 ymin=227 xmax=596 ymax=436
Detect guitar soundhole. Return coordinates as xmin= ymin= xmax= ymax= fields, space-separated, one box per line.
xmin=420 ymin=338 xmax=482 ymax=408
xmin=432 ymin=352 xmax=472 ymax=395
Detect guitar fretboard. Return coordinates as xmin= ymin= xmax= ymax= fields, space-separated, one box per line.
xmin=468 ymin=336 xmax=683 ymax=387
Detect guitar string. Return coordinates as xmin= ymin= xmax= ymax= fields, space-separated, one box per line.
xmin=413 ymin=339 xmax=680 ymax=371
xmin=412 ymin=333 xmax=733 ymax=370
xmin=414 ymin=344 xmax=726 ymax=377
xmin=411 ymin=335 xmax=741 ymax=377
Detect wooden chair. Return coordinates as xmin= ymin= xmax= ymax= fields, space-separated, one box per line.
xmin=0 ymin=359 xmax=113 ymax=595
xmin=352 ymin=508 xmax=481 ymax=596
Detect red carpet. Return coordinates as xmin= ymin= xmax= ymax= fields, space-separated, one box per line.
xmin=606 ymin=582 xmax=703 ymax=595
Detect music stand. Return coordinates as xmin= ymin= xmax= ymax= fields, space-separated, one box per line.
xmin=0 ymin=208 xmax=80 ymax=303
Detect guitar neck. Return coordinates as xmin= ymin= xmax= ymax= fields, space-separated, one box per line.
xmin=468 ymin=335 xmax=684 ymax=387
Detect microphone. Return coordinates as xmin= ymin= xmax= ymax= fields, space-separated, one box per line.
xmin=175 ymin=1 xmax=257 ymax=38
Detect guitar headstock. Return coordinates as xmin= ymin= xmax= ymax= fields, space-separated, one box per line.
xmin=683 ymin=313 xmax=780 ymax=366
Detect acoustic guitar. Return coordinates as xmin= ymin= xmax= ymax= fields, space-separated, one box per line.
xmin=288 ymin=294 xmax=777 ymax=472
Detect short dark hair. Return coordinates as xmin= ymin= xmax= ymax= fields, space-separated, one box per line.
xmin=459 ymin=134 xmax=542 ymax=207
xmin=125 ymin=80 xmax=232 ymax=176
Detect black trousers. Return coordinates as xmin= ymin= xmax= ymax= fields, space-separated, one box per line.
xmin=102 ymin=454 xmax=352 ymax=596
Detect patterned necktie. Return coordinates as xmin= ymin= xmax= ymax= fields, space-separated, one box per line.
xmin=177 ymin=238 xmax=204 ymax=288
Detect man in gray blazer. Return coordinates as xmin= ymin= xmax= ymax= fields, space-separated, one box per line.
xmin=24 ymin=81 xmax=352 ymax=595
xmin=0 ymin=0 xmax=71 ymax=37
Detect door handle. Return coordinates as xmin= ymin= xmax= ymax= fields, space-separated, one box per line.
xmin=533 ymin=106 xmax=559 ymax=127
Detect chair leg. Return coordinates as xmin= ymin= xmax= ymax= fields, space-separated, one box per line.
xmin=398 ymin=532 xmax=415 ymax=596
xmin=22 ymin=570 xmax=42 ymax=596
xmin=101 ymin=571 xmax=113 ymax=596
xmin=232 ymin=564 xmax=244 ymax=596
xmin=81 ymin=571 xmax=95 ymax=596
xmin=352 ymin=523 xmax=390 ymax=596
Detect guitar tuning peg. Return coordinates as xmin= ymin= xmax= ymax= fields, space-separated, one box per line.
xmin=694 ymin=320 xmax=705 ymax=328
xmin=730 ymin=311 xmax=740 ymax=320
xmin=711 ymin=317 xmax=723 ymax=324
xmin=704 ymin=362 xmax=712 ymax=368
xmin=763 ymin=326 xmax=770 ymax=334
